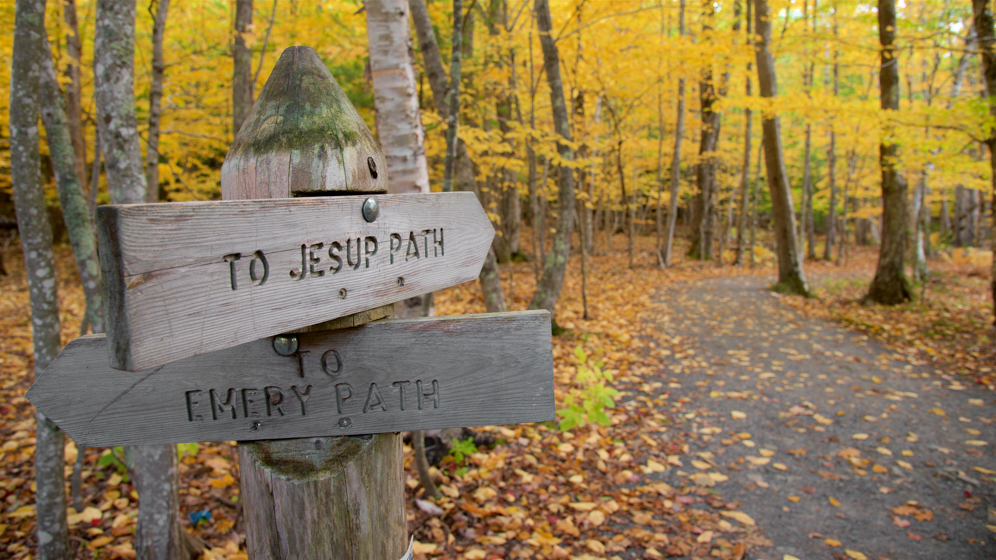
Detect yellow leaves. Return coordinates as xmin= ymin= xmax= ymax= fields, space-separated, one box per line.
xmin=787 ymin=495 xmax=800 ymax=502
xmin=412 ymin=541 xmax=437 ymax=555
xmin=642 ymin=458 xmax=666 ymax=473
xmin=696 ymin=530 xmax=713 ymax=544
xmin=747 ymin=456 xmax=770 ymax=466
xmin=829 ymin=497 xmax=841 ymax=507
xmin=211 ymin=473 xmax=235 ymax=489
xmin=87 ymin=536 xmax=114 ymax=550
xmin=974 ymin=467 xmax=996 ymax=475
xmin=7 ymin=505 xmax=34 ymax=518
xmin=759 ymin=449 xmax=775 ymax=457
xmin=845 ymin=550 xmax=868 ymax=560
xmin=851 ymin=433 xmax=869 ymax=440
xmin=928 ymin=408 xmax=946 ymax=417
xmin=896 ymin=460 xmax=914 ymax=470
xmin=876 ymin=447 xmax=892 ymax=456
xmin=691 ymin=460 xmax=711 ymax=470
xmin=567 ymin=502 xmax=597 ymax=512
xmin=772 ymin=463 xmax=787 ymax=471
xmin=825 ymin=538 xmax=842 ymax=547
xmin=965 ymin=440 xmax=989 ymax=447
xmin=473 ymin=487 xmax=498 ymax=503
xmin=731 ymin=410 xmax=747 ymax=419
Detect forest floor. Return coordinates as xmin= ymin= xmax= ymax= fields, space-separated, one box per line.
xmin=0 ymin=232 xmax=993 ymax=560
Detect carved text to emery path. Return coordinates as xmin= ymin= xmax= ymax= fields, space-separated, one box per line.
xmin=183 ymin=379 xmax=441 ymax=424
xmin=221 ymin=228 xmax=445 ymax=290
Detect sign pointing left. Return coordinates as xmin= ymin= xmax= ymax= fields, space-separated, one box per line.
xmin=97 ymin=192 xmax=494 ymax=371
xmin=26 ymin=311 xmax=554 ymax=448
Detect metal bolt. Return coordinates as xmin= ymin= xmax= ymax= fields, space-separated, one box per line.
xmin=273 ymin=334 xmax=299 ymax=356
xmin=339 ymin=417 xmax=352 ymax=428
xmin=361 ymin=197 xmax=379 ymax=222
xmin=397 ymin=276 xmax=404 ymax=287
xmin=367 ymin=156 xmax=378 ymax=179
xmin=338 ymin=288 xmax=347 ymax=299
xmin=251 ymin=421 xmax=261 ymax=431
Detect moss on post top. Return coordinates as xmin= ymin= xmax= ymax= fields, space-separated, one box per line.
xmin=221 ymin=46 xmax=388 ymax=199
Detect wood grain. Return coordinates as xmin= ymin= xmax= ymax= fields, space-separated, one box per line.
xmin=239 ymin=434 xmax=407 ymax=560
xmin=26 ymin=311 xmax=554 ymax=447
xmin=97 ymin=192 xmax=495 ymax=371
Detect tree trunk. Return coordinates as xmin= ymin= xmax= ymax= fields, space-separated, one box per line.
xmin=409 ymin=0 xmax=506 ymax=312
xmin=232 ymin=0 xmax=253 ymax=136
xmin=40 ymin=34 xmax=104 ymax=334
xmin=95 ymin=1 xmax=186 ymax=556
xmin=972 ymin=0 xmax=996 ymax=322
xmin=145 ymin=0 xmax=170 ymax=202
xmin=662 ymin=0 xmax=686 ymax=267
xmin=441 ymin=0 xmax=463 ymax=194
xmin=753 ymin=0 xmax=809 ymax=295
xmin=11 ymin=1 xmax=69 ymax=557
xmin=528 ymin=0 xmax=576 ymax=312
xmin=750 ymin=142 xmax=762 ymax=267
xmin=733 ymin=0 xmax=752 ymax=268
xmin=865 ymin=0 xmax=911 ymax=305
xmin=366 ymin=0 xmax=437 ymax=405
xmin=689 ymin=0 xmax=720 ymax=261
xmin=62 ymin=0 xmax=88 ymax=189
xmin=825 ymin=127 xmax=837 ymax=260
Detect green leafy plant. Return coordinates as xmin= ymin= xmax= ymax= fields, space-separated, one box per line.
xmin=557 ymin=345 xmax=619 ymax=431
xmin=96 ymin=447 xmax=129 ymax=482
xmin=177 ymin=442 xmax=199 ymax=459
xmin=449 ymin=437 xmax=478 ymax=477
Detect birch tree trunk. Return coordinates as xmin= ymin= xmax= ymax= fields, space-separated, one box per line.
xmin=753 ymin=0 xmax=810 ymax=295
xmin=662 ymin=0 xmax=686 ymax=267
xmin=12 ymin=1 xmax=69 ymax=557
xmin=864 ymin=0 xmax=911 ymax=304
xmin=145 ymin=0 xmax=170 ymax=202
xmin=409 ymin=0 xmax=506 ymax=312
xmin=95 ymin=1 xmax=186 ymax=556
xmin=528 ymin=0 xmax=575 ymax=312
xmin=972 ymin=0 xmax=996 ymax=322
xmin=40 ymin=34 xmax=104 ymax=334
xmin=232 ymin=0 xmax=253 ymax=136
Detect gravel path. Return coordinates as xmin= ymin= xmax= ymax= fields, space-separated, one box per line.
xmin=651 ymin=275 xmax=996 ymax=560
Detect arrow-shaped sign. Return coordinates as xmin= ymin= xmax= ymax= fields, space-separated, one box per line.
xmin=26 ymin=311 xmax=553 ymax=448
xmin=97 ymin=192 xmax=494 ymax=371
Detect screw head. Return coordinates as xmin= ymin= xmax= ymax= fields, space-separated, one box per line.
xmin=251 ymin=421 xmax=262 ymax=431
xmin=338 ymin=288 xmax=347 ymax=299
xmin=339 ymin=417 xmax=352 ymax=428
xmin=361 ymin=197 xmax=379 ymax=222
xmin=367 ymin=156 xmax=378 ymax=179
xmin=397 ymin=276 xmax=404 ymax=287
xmin=273 ymin=335 xmax=299 ymax=356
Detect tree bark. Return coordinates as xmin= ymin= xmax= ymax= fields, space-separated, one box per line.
xmin=62 ymin=0 xmax=88 ymax=188
xmin=753 ymin=0 xmax=809 ymax=295
xmin=864 ymin=0 xmax=911 ymax=305
xmin=441 ymin=0 xmax=463 ymax=194
xmin=232 ymin=0 xmax=253 ymax=136
xmin=95 ymin=0 xmax=147 ymax=205
xmin=145 ymin=0 xmax=170 ymax=202
xmin=40 ymin=34 xmax=104 ymax=335
xmin=11 ymin=1 xmax=69 ymax=557
xmin=662 ymin=0 xmax=686 ymax=267
xmin=528 ymin=0 xmax=575 ymax=312
xmin=972 ymin=0 xmax=996 ymax=322
xmin=689 ymin=0 xmax=720 ymax=261
xmin=409 ymin=0 xmax=506 ymax=312
xmin=95 ymin=1 xmax=186 ymax=556
xmin=750 ymin=142 xmax=762 ymax=267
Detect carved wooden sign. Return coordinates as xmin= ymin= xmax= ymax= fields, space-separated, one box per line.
xmin=26 ymin=311 xmax=554 ymax=447
xmin=97 ymin=192 xmax=494 ymax=371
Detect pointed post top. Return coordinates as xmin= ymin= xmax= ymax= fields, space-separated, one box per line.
xmin=221 ymin=46 xmax=388 ymax=199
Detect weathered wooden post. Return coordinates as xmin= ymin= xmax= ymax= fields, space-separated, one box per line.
xmin=27 ymin=45 xmax=555 ymax=560
xmin=220 ymin=46 xmax=405 ymax=559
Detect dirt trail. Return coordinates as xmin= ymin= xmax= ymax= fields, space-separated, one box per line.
xmin=650 ymin=275 xmax=996 ymax=560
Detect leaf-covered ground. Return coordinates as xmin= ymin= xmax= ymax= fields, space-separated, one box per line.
xmin=0 ymin=236 xmax=992 ymax=559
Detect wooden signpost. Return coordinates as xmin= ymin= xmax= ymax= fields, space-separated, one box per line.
xmin=26 ymin=311 xmax=553 ymax=447
xmin=28 ymin=46 xmax=554 ymax=560
xmin=98 ymin=192 xmax=495 ymax=372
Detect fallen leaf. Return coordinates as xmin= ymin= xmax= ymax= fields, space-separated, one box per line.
xmin=829 ymin=497 xmax=841 ymax=507
xmin=773 ymin=463 xmax=787 ymax=471
xmin=824 ymin=538 xmax=842 ymax=547
xmin=845 ymin=550 xmax=868 ymax=560
xmin=851 ymin=433 xmax=869 ymax=440
xmin=966 ymin=440 xmax=988 ymax=447
xmin=731 ymin=411 xmax=747 ymax=419
xmin=720 ymin=511 xmax=755 ymax=526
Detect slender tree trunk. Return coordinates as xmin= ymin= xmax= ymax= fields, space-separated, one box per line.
xmin=972 ymin=0 xmax=996 ymax=321
xmin=735 ymin=0 xmax=752 ymax=267
xmin=412 ymin=430 xmax=441 ymax=500
xmin=913 ymin=172 xmax=928 ymax=281
xmin=801 ymin=124 xmax=812 ymax=257
xmin=754 ymin=0 xmax=809 ymax=295
xmin=11 ymin=1 xmax=69 ymax=557
xmin=409 ymin=0 xmax=506 ymax=312
xmin=232 ymin=0 xmax=253 ymax=136
xmin=145 ymin=0 xmax=170 ymax=202
xmin=40 ymin=34 xmax=104 ymax=334
xmin=865 ymin=0 xmax=911 ymax=304
xmin=441 ymin=0 xmax=463 ymax=193
xmin=825 ymin=127 xmax=837 ymax=260
xmin=62 ymin=0 xmax=88 ymax=188
xmin=662 ymin=0 xmax=686 ymax=267
xmin=528 ymin=0 xmax=575 ymax=312
xmin=750 ymin=142 xmax=762 ymax=267
xmin=95 ymin=1 xmax=186 ymax=556
xmin=690 ymin=0 xmax=720 ymax=261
